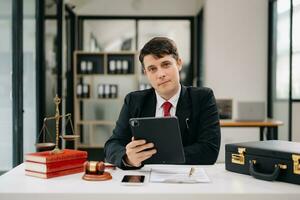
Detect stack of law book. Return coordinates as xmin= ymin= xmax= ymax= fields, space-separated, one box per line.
xmin=24 ymin=149 xmax=87 ymax=179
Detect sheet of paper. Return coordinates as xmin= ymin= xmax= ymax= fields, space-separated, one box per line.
xmin=149 ymin=166 xmax=210 ymax=183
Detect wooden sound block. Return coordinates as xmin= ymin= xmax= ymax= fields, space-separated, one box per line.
xmin=82 ymin=172 xmax=112 ymax=181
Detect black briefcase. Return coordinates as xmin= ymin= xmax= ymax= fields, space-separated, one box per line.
xmin=225 ymin=140 xmax=300 ymax=184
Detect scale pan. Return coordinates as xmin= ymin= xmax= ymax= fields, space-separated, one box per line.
xmin=35 ymin=142 xmax=56 ymax=150
xmin=60 ymin=135 xmax=80 ymax=141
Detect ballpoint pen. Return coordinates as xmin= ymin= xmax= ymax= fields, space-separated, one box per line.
xmin=188 ymin=167 xmax=195 ymax=177
xmin=185 ymin=118 xmax=190 ymax=129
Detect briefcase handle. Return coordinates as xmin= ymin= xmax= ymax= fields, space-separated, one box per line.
xmin=249 ymin=160 xmax=280 ymax=181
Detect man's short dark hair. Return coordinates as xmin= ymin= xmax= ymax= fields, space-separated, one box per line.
xmin=139 ymin=37 xmax=179 ymax=68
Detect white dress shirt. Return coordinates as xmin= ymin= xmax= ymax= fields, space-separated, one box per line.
xmin=155 ymin=86 xmax=181 ymax=117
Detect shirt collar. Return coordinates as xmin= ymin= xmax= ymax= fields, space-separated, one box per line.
xmin=155 ymin=85 xmax=181 ymax=109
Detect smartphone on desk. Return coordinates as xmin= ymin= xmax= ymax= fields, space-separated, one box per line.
xmin=121 ymin=175 xmax=145 ymax=186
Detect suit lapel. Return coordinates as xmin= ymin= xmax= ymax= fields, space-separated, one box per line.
xmin=176 ymin=86 xmax=192 ymax=144
xmin=141 ymin=88 xmax=156 ymax=117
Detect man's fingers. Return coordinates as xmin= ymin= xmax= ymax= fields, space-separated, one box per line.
xmin=125 ymin=140 xmax=156 ymax=167
xmin=137 ymin=149 xmax=157 ymax=160
xmin=126 ymin=148 xmax=156 ymax=167
xmin=126 ymin=139 xmax=146 ymax=149
xmin=133 ymin=143 xmax=154 ymax=153
xmin=134 ymin=151 xmax=156 ymax=164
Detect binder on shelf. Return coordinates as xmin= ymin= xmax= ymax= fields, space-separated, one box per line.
xmin=77 ymin=84 xmax=83 ymax=98
xmin=98 ymin=84 xmax=104 ymax=98
xmin=77 ymin=53 xmax=105 ymax=75
xmin=104 ymin=84 xmax=110 ymax=98
xmin=116 ymin=60 xmax=122 ymax=74
xmin=122 ymin=60 xmax=129 ymax=74
xmin=109 ymin=60 xmax=116 ymax=74
xmin=82 ymin=84 xmax=90 ymax=98
xmin=80 ymin=61 xmax=87 ymax=74
xmin=110 ymin=84 xmax=118 ymax=98
xmin=87 ymin=61 xmax=93 ymax=74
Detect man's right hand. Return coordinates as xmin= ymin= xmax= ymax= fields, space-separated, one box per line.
xmin=124 ymin=137 xmax=157 ymax=167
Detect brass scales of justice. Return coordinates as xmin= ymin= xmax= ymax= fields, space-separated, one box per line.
xmin=35 ymin=94 xmax=79 ymax=154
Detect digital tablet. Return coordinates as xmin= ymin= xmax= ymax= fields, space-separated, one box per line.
xmin=129 ymin=116 xmax=185 ymax=164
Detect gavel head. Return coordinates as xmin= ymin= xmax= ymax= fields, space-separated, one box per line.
xmin=84 ymin=161 xmax=106 ymax=175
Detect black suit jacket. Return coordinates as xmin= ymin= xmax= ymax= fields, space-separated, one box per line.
xmin=104 ymin=86 xmax=221 ymax=169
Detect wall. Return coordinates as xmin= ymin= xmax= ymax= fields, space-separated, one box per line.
xmin=203 ymin=0 xmax=269 ymax=162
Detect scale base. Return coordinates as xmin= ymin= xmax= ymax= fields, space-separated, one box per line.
xmin=51 ymin=147 xmax=64 ymax=154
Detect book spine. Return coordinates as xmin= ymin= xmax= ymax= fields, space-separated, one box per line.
xmin=25 ymin=166 xmax=84 ymax=179
xmin=46 ymin=152 xmax=87 ymax=163
xmin=25 ymin=158 xmax=86 ymax=173
xmin=25 ymin=149 xmax=88 ymax=163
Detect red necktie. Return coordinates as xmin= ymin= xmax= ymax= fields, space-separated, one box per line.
xmin=162 ymin=101 xmax=172 ymax=117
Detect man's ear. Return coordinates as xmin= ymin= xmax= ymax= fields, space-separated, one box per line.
xmin=177 ymin=58 xmax=183 ymax=71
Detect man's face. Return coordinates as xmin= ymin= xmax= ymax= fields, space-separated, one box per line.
xmin=143 ymin=54 xmax=182 ymax=100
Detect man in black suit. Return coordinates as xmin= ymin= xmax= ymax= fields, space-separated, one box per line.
xmin=104 ymin=37 xmax=220 ymax=169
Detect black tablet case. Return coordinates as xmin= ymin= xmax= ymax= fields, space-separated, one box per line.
xmin=225 ymin=140 xmax=300 ymax=184
xmin=129 ymin=117 xmax=185 ymax=164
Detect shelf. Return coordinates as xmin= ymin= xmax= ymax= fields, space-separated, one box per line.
xmin=105 ymin=51 xmax=138 ymax=55
xmin=76 ymin=74 xmax=104 ymax=77
xmin=75 ymin=51 xmax=105 ymax=55
xmin=76 ymin=51 xmax=137 ymax=55
xmin=77 ymin=120 xmax=115 ymax=126
xmin=74 ymin=50 xmax=138 ymax=151
xmin=77 ymin=98 xmax=120 ymax=101
xmin=76 ymin=74 xmax=137 ymax=78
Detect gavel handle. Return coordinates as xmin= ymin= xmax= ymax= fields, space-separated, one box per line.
xmin=104 ymin=164 xmax=116 ymax=170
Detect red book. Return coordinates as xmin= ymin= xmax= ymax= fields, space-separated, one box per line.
xmin=25 ymin=149 xmax=87 ymax=163
xmin=25 ymin=166 xmax=84 ymax=179
xmin=25 ymin=158 xmax=86 ymax=173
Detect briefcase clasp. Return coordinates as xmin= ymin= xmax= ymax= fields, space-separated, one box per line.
xmin=292 ymin=154 xmax=300 ymax=175
xmin=232 ymin=147 xmax=246 ymax=165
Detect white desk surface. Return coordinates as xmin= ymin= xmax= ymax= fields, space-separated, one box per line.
xmin=0 ymin=163 xmax=299 ymax=200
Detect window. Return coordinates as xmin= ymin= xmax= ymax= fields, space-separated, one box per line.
xmin=271 ymin=0 xmax=300 ymax=141
xmin=83 ymin=20 xmax=136 ymax=52
xmin=275 ymin=0 xmax=300 ymax=99
xmin=292 ymin=0 xmax=300 ymax=99
xmin=275 ymin=0 xmax=291 ymax=99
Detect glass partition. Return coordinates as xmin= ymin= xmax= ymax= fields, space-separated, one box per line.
xmin=273 ymin=0 xmax=291 ymax=140
xmin=0 ymin=0 xmax=13 ymax=172
xmin=293 ymin=0 xmax=300 ymax=99
xmin=83 ymin=20 xmax=136 ymax=52
xmin=23 ymin=0 xmax=36 ymax=155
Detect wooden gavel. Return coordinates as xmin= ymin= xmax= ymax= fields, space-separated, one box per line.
xmin=83 ymin=161 xmax=116 ymax=175
xmin=82 ymin=161 xmax=114 ymax=181
xmin=84 ymin=161 xmax=106 ymax=175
